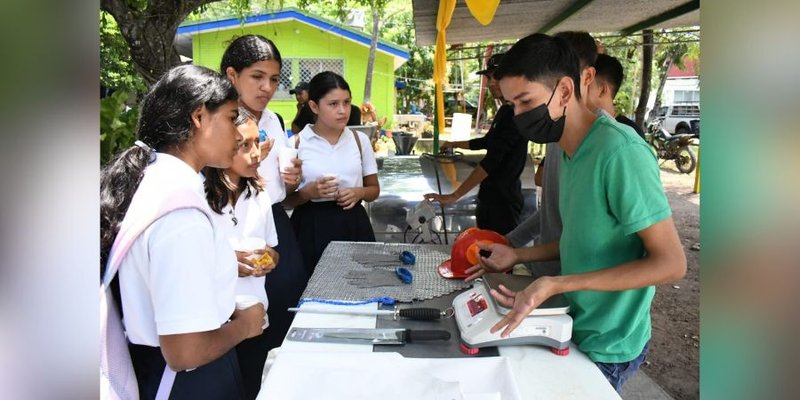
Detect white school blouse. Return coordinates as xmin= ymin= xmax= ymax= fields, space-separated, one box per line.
xmin=296 ymin=125 xmax=378 ymax=202
xmin=119 ymin=153 xmax=237 ymax=346
xmin=256 ymin=109 xmax=291 ymax=204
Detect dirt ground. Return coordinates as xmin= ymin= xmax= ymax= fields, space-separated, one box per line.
xmin=645 ymin=163 xmax=700 ymax=400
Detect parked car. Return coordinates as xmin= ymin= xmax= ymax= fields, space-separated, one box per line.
xmin=651 ymin=103 xmax=700 ymax=135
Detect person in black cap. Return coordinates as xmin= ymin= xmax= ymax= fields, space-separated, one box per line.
xmin=423 ymin=52 xmax=529 ymax=235
xmin=289 ymin=81 xmax=309 ymax=111
xmin=290 ymin=81 xmax=313 ymax=133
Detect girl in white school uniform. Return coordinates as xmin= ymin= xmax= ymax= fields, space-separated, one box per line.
xmin=202 ymin=108 xmax=280 ymax=399
xmin=286 ymin=71 xmax=381 ymax=275
xmin=220 ymin=35 xmax=310 ymax=398
xmin=100 ymin=65 xmax=264 ymax=400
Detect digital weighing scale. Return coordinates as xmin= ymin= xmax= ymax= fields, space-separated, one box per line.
xmin=453 ymin=273 xmax=573 ymax=355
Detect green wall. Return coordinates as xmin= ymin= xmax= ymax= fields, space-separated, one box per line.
xmin=192 ymin=19 xmax=397 ymax=132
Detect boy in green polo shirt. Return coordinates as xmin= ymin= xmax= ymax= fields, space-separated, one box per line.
xmin=476 ymin=33 xmax=687 ymax=392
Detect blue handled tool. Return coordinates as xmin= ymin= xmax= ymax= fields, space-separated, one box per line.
xmin=399 ymin=251 xmax=416 ymax=265
xmin=395 ymin=267 xmax=413 ymax=284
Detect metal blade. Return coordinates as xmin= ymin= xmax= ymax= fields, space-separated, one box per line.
xmin=286 ymin=308 xmax=396 ymax=317
xmin=287 ymin=328 xmax=404 ymax=345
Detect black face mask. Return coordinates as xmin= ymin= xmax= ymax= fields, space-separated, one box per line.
xmin=513 ymin=86 xmax=567 ymax=144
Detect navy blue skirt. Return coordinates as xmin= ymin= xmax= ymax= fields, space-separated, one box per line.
xmin=129 ymin=343 xmax=244 ymax=400
xmin=290 ymin=200 xmax=375 ymax=276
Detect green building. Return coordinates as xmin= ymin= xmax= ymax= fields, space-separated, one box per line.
xmin=176 ymin=8 xmax=409 ymax=133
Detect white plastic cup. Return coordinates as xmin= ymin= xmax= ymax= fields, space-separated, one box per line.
xmin=322 ymin=172 xmax=339 ymax=184
xmin=235 ymin=295 xmax=269 ymax=329
xmin=278 ymin=147 xmax=298 ymax=172
xmin=235 ymin=294 xmax=260 ymax=310
xmin=322 ymin=173 xmax=339 ymax=198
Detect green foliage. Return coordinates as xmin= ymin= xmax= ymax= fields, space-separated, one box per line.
xmin=382 ymin=9 xmax=434 ymax=114
xmin=100 ymin=91 xmax=139 ymax=165
xmin=100 ymin=11 xmax=147 ymax=95
xmin=602 ymin=36 xmax=642 ymax=116
xmin=296 ymin=0 xmax=389 ymax=20
xmin=188 ymin=0 xmax=283 ymax=22
xmin=600 ymin=29 xmax=700 ymax=117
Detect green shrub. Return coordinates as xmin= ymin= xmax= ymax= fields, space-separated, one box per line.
xmin=100 ymin=91 xmax=138 ymax=165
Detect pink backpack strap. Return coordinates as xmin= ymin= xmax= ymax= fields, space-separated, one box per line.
xmin=100 ymin=189 xmax=210 ymax=400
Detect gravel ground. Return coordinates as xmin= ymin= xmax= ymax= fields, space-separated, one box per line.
xmin=643 ymin=163 xmax=700 ymax=400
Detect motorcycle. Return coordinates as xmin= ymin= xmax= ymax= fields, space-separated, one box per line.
xmin=646 ymin=117 xmax=699 ymax=174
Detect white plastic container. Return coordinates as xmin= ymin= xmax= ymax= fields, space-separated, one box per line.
xmin=450 ymin=112 xmax=472 ymax=141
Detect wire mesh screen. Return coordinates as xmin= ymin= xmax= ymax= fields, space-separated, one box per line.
xmin=275 ymin=60 xmax=294 ymax=101
xmin=299 ymin=58 xmax=344 ymax=82
xmin=275 ymin=58 xmax=345 ymax=101
xmin=300 ymin=242 xmax=469 ymax=303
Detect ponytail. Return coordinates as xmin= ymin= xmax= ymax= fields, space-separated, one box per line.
xmin=99 ymin=145 xmax=152 ymax=275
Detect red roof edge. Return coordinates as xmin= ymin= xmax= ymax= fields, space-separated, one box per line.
xmin=667 ymin=57 xmax=698 ymax=78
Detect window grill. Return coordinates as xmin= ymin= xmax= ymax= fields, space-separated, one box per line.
xmin=274 ymin=58 xmax=345 ymax=100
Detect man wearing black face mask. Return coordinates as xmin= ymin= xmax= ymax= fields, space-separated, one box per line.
xmin=423 ymin=53 xmax=528 ymax=235
xmin=468 ymin=33 xmax=686 ymax=393
xmin=499 ymin=31 xmax=599 ymax=279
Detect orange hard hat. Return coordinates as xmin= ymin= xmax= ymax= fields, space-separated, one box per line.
xmin=437 ymin=228 xmax=508 ymax=279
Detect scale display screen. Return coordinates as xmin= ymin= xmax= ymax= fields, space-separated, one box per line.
xmin=466 ymin=293 xmax=488 ymax=317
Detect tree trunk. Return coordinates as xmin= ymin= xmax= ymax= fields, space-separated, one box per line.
xmin=363 ymin=4 xmax=380 ymax=104
xmin=634 ymin=29 xmax=653 ymax=128
xmin=101 ymin=0 xmax=219 ymax=86
xmin=652 ymin=56 xmax=675 ymax=113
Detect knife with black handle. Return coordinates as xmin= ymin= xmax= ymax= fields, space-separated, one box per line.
xmin=399 ymin=329 xmax=451 ymax=343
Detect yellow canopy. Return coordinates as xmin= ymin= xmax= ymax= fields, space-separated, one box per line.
xmin=433 ymin=0 xmax=456 ymax=136
xmin=465 ymin=0 xmax=501 ymax=26
xmin=433 ymin=0 xmax=500 ymax=143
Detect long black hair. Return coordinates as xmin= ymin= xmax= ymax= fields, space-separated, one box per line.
xmin=220 ymin=34 xmax=282 ymax=73
xmin=202 ymin=107 xmax=264 ymax=215
xmin=100 ymin=64 xmax=238 ymax=275
xmin=307 ymin=71 xmax=351 ymax=104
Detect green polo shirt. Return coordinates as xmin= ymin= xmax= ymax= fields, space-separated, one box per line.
xmin=559 ymin=114 xmax=671 ymax=363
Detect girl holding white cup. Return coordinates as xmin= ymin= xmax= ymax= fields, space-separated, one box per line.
xmin=285 ymin=71 xmax=380 ymax=275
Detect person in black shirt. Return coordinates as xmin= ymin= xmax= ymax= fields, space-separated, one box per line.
xmin=423 ymin=53 xmax=528 ymax=235
xmin=586 ymin=53 xmax=646 ymax=140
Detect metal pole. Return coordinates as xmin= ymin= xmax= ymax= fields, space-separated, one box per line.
xmin=433 ymin=83 xmax=439 ymax=154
